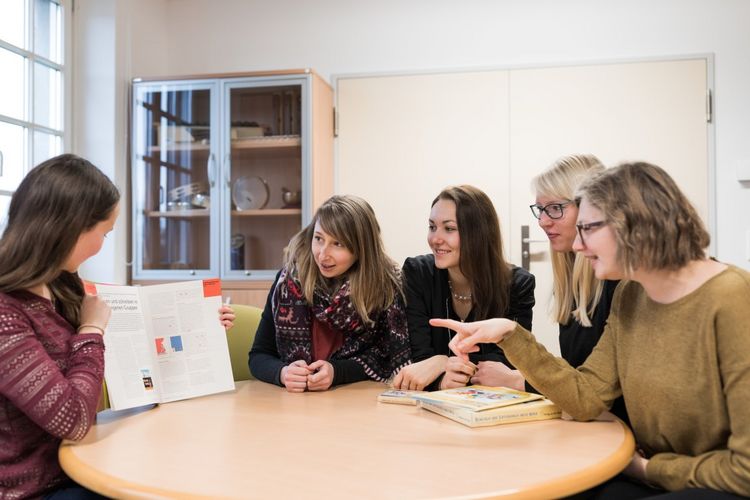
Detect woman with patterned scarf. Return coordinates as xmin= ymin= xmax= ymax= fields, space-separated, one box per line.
xmin=249 ymin=195 xmax=411 ymax=392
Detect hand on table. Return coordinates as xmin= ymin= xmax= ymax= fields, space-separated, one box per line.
xmin=471 ymin=361 xmax=525 ymax=391
xmin=280 ymin=360 xmax=311 ymax=393
xmin=307 ymin=360 xmax=334 ymax=391
xmin=440 ymin=357 xmax=477 ymax=389
xmin=391 ymin=355 xmax=448 ymax=391
xmin=429 ymin=318 xmax=517 ymax=361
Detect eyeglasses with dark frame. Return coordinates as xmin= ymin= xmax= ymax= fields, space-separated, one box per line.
xmin=529 ymin=201 xmax=574 ymax=220
xmin=575 ymin=220 xmax=607 ymax=246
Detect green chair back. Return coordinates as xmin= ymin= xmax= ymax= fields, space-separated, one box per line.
xmin=226 ymin=304 xmax=263 ymax=381
xmin=98 ymin=379 xmax=111 ymax=412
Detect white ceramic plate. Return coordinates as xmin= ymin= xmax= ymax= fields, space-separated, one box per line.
xmin=232 ymin=176 xmax=269 ymax=210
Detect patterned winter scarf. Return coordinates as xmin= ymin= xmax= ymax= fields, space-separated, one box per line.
xmin=272 ymin=267 xmax=411 ymax=381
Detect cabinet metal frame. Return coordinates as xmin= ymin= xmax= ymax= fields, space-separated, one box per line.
xmin=130 ymin=74 xmax=315 ymax=282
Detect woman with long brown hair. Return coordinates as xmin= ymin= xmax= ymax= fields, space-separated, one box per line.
xmin=393 ymin=185 xmax=535 ymax=391
xmin=0 ymin=154 xmax=119 ymax=498
xmin=0 ymin=154 xmax=234 ymax=499
xmin=249 ymin=195 xmax=411 ymax=392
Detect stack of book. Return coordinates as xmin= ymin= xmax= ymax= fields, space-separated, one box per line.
xmin=412 ymin=385 xmax=561 ymax=428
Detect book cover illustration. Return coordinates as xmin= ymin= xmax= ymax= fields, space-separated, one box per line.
xmin=412 ymin=385 xmax=543 ymax=411
xmin=377 ymin=389 xmax=427 ymax=405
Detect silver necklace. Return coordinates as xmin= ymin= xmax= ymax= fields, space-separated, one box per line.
xmin=448 ymin=280 xmax=472 ymax=302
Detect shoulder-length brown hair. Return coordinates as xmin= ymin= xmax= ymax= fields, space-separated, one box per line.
xmin=0 ymin=154 xmax=120 ymax=326
xmin=532 ymin=154 xmax=605 ymax=326
xmin=433 ymin=185 xmax=511 ymax=320
xmin=284 ymin=195 xmax=402 ymax=324
xmin=577 ymin=161 xmax=709 ymax=274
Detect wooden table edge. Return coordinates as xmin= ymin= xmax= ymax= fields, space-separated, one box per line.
xmin=59 ymin=441 xmax=221 ymax=500
xmin=499 ymin=417 xmax=635 ymax=499
xmin=60 ymin=416 xmax=634 ymax=500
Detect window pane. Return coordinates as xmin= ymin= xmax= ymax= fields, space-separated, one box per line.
xmin=33 ymin=130 xmax=61 ymax=167
xmin=0 ymin=48 xmax=26 ymax=120
xmin=34 ymin=0 xmax=62 ymax=63
xmin=0 ymin=0 xmax=26 ymax=49
xmin=0 ymin=122 xmax=27 ymax=191
xmin=34 ymin=62 xmax=61 ymax=129
xmin=0 ymin=195 xmax=12 ymax=235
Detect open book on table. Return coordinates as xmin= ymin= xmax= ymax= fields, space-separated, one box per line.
xmin=85 ymin=279 xmax=235 ymax=411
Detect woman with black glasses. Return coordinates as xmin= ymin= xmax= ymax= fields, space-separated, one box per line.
xmin=523 ymin=155 xmax=628 ymax=421
xmin=532 ymin=155 xmax=615 ymax=368
xmin=437 ymin=162 xmax=749 ymax=498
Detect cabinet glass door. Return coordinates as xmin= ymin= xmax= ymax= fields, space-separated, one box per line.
xmin=224 ymin=79 xmax=305 ymax=277
xmin=132 ymin=81 xmax=218 ymax=278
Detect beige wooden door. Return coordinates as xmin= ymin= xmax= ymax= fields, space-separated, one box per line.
xmin=337 ymin=71 xmax=511 ymax=263
xmin=508 ymin=59 xmax=709 ymax=354
xmin=336 ymin=58 xmax=710 ymax=354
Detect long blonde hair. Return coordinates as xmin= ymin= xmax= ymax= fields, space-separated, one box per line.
xmin=532 ymin=154 xmax=605 ymax=326
xmin=284 ymin=195 xmax=402 ymax=324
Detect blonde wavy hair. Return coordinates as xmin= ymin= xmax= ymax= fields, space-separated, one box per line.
xmin=284 ymin=195 xmax=403 ymax=325
xmin=532 ymin=154 xmax=605 ymax=327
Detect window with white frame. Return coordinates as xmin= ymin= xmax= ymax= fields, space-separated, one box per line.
xmin=0 ymin=0 xmax=66 ymax=230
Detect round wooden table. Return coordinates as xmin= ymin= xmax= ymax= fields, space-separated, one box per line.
xmin=60 ymin=380 xmax=634 ymax=499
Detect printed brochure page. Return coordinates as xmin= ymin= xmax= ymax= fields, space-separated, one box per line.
xmin=88 ymin=279 xmax=235 ymax=410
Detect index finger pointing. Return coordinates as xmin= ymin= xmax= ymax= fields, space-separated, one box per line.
xmin=429 ymin=318 xmax=465 ymax=331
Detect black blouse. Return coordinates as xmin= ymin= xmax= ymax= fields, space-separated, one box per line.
xmin=559 ymin=280 xmax=629 ymax=423
xmin=402 ymin=254 xmax=535 ymax=389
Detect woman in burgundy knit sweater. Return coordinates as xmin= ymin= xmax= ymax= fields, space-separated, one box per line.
xmin=0 ymin=154 xmax=120 ymax=499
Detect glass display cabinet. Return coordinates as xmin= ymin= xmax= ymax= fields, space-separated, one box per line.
xmin=131 ymin=70 xmax=333 ymax=305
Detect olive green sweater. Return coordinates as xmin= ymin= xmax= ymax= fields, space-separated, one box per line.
xmin=500 ymin=265 xmax=750 ymax=494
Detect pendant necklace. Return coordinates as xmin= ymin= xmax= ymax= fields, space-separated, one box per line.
xmin=448 ymin=280 xmax=472 ymax=302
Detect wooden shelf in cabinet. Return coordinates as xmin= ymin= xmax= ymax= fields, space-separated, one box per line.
xmin=231 ymin=208 xmax=301 ymax=216
xmin=231 ymin=136 xmax=301 ymax=149
xmin=150 ymin=143 xmax=210 ymax=153
xmin=146 ymin=210 xmax=210 ymax=218
xmin=149 ymin=136 xmax=301 ymax=153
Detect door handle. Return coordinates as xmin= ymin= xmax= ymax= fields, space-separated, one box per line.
xmin=521 ymin=225 xmax=547 ymax=271
xmin=223 ymin=153 xmax=231 ymax=188
xmin=207 ymin=153 xmax=216 ymax=188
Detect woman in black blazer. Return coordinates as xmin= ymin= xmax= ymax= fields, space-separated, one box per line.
xmin=393 ymin=185 xmax=535 ymax=391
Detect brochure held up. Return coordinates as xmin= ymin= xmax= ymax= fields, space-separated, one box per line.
xmin=85 ymin=279 xmax=234 ymax=411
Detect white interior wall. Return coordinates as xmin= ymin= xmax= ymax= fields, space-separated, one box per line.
xmin=71 ymin=0 xmax=122 ymax=283
xmin=75 ymin=0 xmax=750 ymax=277
xmin=72 ymin=0 xmax=169 ymax=282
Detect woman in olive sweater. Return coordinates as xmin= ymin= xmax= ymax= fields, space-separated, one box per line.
xmin=438 ymin=162 xmax=749 ymax=498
